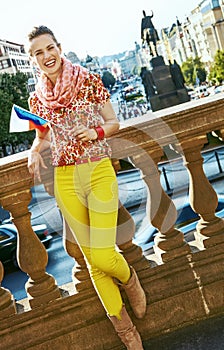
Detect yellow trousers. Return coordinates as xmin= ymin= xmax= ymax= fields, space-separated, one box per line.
xmin=54 ymin=158 xmax=130 ymax=318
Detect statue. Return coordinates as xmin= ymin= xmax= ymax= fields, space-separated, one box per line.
xmin=169 ymin=60 xmax=186 ymax=89
xmin=86 ymin=54 xmax=93 ymax=63
xmin=135 ymin=41 xmax=141 ymax=52
xmin=140 ymin=67 xmax=156 ymax=101
xmin=141 ymin=10 xmax=159 ymax=56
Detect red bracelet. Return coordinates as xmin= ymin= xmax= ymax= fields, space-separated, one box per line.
xmin=94 ymin=126 xmax=105 ymax=140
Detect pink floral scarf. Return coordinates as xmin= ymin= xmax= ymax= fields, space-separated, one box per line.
xmin=35 ymin=57 xmax=88 ymax=109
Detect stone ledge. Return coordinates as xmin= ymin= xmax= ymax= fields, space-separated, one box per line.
xmin=1 ymin=245 xmax=224 ymax=350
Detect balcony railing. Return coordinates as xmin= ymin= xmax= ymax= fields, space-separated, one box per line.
xmin=0 ymin=94 xmax=224 ymax=349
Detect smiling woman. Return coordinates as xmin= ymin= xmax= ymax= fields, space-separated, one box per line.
xmin=24 ymin=25 xmax=146 ymax=349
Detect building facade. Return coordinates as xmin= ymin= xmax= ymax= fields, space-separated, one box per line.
xmin=158 ymin=0 xmax=224 ymax=67
xmin=0 ymin=39 xmax=32 ymax=75
xmin=201 ymin=0 xmax=224 ymax=57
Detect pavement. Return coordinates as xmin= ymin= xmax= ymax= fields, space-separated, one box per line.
xmin=143 ymin=314 xmax=224 ymax=349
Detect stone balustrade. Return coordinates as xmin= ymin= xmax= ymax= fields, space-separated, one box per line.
xmin=0 ymin=94 xmax=224 ymax=349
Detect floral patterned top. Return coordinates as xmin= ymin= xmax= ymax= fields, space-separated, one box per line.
xmin=29 ymin=73 xmax=112 ymax=167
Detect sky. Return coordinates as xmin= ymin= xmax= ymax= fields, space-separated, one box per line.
xmin=1 ymin=0 xmax=200 ymax=59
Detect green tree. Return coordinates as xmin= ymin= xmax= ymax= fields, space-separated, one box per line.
xmin=0 ymin=72 xmax=34 ymax=155
xmin=208 ymin=50 xmax=224 ymax=84
xmin=101 ymin=70 xmax=115 ymax=89
xmin=181 ymin=57 xmax=207 ymax=86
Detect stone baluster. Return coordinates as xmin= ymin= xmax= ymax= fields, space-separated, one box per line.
xmin=131 ymin=149 xmax=191 ymax=263
xmin=1 ymin=190 xmax=61 ymax=308
xmin=0 ymin=154 xmax=61 ymax=308
xmin=176 ymin=136 xmax=224 ymax=248
xmin=0 ymin=261 xmax=16 ymax=319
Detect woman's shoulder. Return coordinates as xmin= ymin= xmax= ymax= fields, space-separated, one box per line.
xmin=88 ymin=71 xmax=102 ymax=82
xmin=81 ymin=71 xmax=106 ymax=92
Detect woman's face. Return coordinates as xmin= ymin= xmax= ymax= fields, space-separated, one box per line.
xmin=29 ymin=34 xmax=62 ymax=82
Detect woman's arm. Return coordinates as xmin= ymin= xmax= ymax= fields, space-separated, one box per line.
xmin=99 ymin=100 xmax=120 ymax=137
xmin=28 ymin=126 xmax=51 ymax=182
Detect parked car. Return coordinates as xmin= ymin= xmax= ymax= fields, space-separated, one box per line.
xmin=194 ymin=85 xmax=209 ymax=99
xmin=0 ymin=219 xmax=53 ymax=267
xmin=213 ymin=85 xmax=224 ymax=94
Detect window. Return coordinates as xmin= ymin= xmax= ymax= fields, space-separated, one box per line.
xmin=0 ymin=60 xmax=9 ymax=69
xmin=211 ymin=0 xmax=220 ymax=9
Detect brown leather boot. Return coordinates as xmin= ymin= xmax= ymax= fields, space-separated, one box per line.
xmin=108 ymin=305 xmax=144 ymax=349
xmin=122 ymin=266 xmax=146 ymax=319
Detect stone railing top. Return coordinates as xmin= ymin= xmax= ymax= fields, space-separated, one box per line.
xmin=0 ymin=150 xmax=33 ymax=199
xmin=120 ymin=93 xmax=224 ymax=130
xmin=0 ymin=150 xmax=29 ymax=167
xmin=108 ymin=94 xmax=224 ymax=158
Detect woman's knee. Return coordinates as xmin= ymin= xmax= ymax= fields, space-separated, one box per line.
xmin=91 ymin=247 xmax=117 ymax=273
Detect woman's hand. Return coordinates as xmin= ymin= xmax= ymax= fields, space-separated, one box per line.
xmin=27 ymin=127 xmax=51 ymax=182
xmin=69 ymin=124 xmax=98 ymax=142
xmin=28 ymin=151 xmax=47 ymax=182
